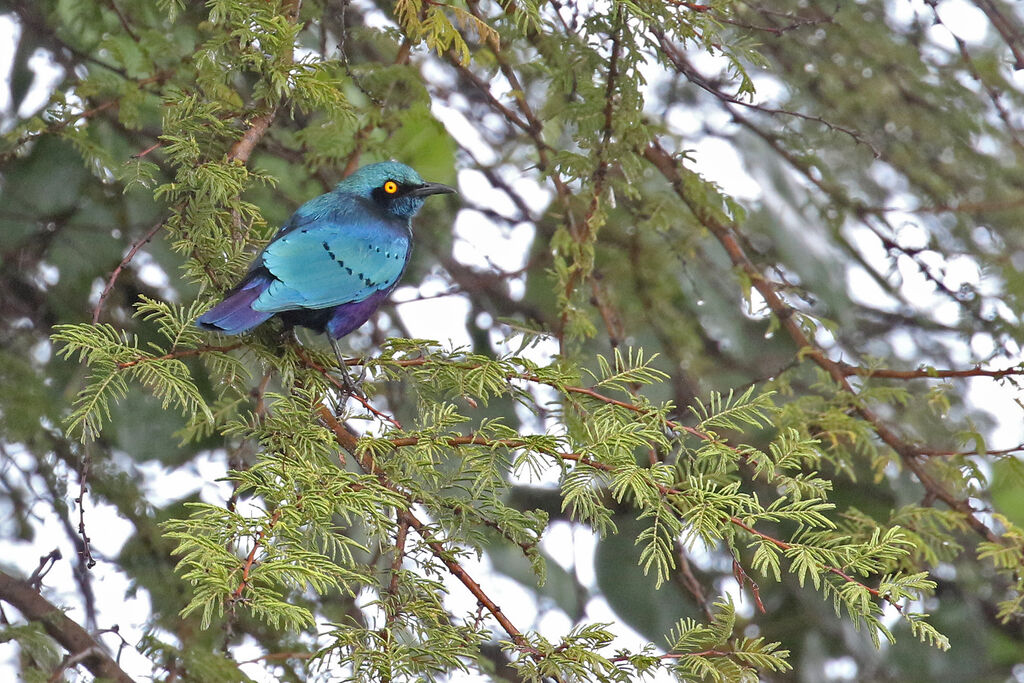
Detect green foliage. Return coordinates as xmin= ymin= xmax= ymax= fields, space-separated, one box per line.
xmin=4 ymin=0 xmax=1024 ymax=681
xmin=0 ymin=624 xmax=63 ymax=680
xmin=51 ymin=297 xmax=220 ymax=441
xmin=139 ymin=337 xmax=944 ymax=676
xmin=666 ymin=599 xmax=791 ymax=680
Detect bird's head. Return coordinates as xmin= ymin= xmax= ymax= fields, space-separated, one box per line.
xmin=337 ymin=161 xmax=456 ymax=218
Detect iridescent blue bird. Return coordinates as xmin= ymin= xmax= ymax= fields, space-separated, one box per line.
xmin=197 ymin=161 xmax=455 ymax=367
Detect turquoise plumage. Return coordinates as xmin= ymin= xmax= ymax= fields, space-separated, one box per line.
xmin=197 ymin=162 xmax=455 ymax=345
xmin=256 ymin=202 xmax=411 ymax=311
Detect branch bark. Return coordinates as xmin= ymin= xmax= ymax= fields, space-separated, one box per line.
xmin=642 ymin=141 xmax=1002 ymax=545
xmin=0 ymin=569 xmax=133 ymax=683
xmin=315 ymin=407 xmax=555 ymax=672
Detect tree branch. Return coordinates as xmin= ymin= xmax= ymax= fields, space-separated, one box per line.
xmin=0 ymin=569 xmax=133 ymax=683
xmin=226 ymin=110 xmax=279 ymax=165
xmin=315 ymin=406 xmax=557 ymax=674
xmin=836 ymin=362 xmax=1024 ymax=381
xmin=93 ymin=219 xmax=166 ymax=324
xmin=642 ymin=141 xmax=1002 ymax=546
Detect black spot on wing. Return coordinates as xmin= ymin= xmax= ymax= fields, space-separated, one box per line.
xmin=322 ymin=240 xmax=356 ymax=272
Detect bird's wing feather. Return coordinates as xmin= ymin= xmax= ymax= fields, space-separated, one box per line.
xmin=253 ymin=206 xmax=411 ymax=312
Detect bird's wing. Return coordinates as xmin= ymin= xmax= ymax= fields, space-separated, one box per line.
xmin=252 ymin=209 xmax=411 ymax=312
xmin=271 ymin=191 xmax=337 ymax=239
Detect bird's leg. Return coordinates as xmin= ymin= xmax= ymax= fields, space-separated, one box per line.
xmin=329 ymin=337 xmax=363 ymax=397
xmin=280 ymin=327 xmax=308 ymax=363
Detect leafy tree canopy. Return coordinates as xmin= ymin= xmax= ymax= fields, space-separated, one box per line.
xmin=1 ymin=0 xmax=1024 ymax=681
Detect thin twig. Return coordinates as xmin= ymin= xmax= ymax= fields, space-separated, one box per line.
xmin=643 ymin=141 xmax=1002 ymax=546
xmin=115 ymin=343 xmax=244 ymax=369
xmin=293 ymin=343 xmax=404 ymax=429
xmin=75 ymin=448 xmax=95 ymax=569
xmin=657 ymin=32 xmax=882 ymax=157
xmin=231 ymin=508 xmax=284 ymax=602
xmin=104 ymin=0 xmax=140 ymax=42
xmin=836 ymin=362 xmax=1024 ymax=381
xmin=26 ymin=549 xmax=62 ymax=589
xmin=92 ymin=220 xmax=165 ymax=324
xmin=316 ymin=407 xmax=555 ymax=671
xmin=968 ymin=0 xmax=1024 ymax=70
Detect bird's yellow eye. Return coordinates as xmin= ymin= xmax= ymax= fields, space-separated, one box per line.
xmin=383 ymin=180 xmax=399 ymax=195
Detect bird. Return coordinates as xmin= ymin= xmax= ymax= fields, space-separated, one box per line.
xmin=196 ymin=161 xmax=455 ymax=381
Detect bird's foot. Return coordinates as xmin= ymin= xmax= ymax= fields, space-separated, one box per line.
xmin=329 ymin=337 xmax=367 ymax=398
xmin=336 ymin=365 xmax=367 ymax=398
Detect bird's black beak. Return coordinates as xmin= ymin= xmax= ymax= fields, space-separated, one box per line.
xmin=408 ymin=182 xmax=457 ymax=198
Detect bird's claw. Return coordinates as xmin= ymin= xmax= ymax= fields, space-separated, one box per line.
xmin=336 ymin=365 xmax=366 ymax=398
xmin=329 ymin=337 xmax=367 ymax=398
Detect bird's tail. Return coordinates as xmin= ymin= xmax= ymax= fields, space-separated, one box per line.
xmin=196 ymin=271 xmax=275 ymax=335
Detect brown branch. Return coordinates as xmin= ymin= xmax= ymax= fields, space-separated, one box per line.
xmin=226 ymin=110 xmax=278 ymax=165
xmin=300 ymin=356 xmax=542 ymax=560
xmin=238 ymin=651 xmax=314 ymax=665
xmin=642 ymin=140 xmax=1001 ymax=546
xmin=565 ymin=9 xmax=626 ymax=352
xmin=665 ymin=1 xmax=711 ymax=10
xmin=27 ymin=550 xmax=62 ymax=589
xmin=339 ymin=354 xmax=723 ymax=443
xmin=459 ymin=0 xmax=579 ymax=281
xmin=448 ymin=60 xmax=532 ymax=133
xmin=836 ymin=362 xmax=1024 ymax=381
xmin=399 ymin=508 xmax=543 ymax=656
xmin=315 ymin=407 xmax=552 ymax=668
xmin=869 ymin=196 xmax=1024 ymax=215
xmin=610 ymin=649 xmax=741 ymax=663
xmin=115 ymin=343 xmax=245 ymax=369
xmin=75 ymin=449 xmax=95 ymax=570
xmin=656 ymin=32 xmax=881 ymax=157
xmin=0 ymin=569 xmax=133 ymax=683
xmin=969 ymin=0 xmax=1024 ymax=70
xmin=716 ymin=5 xmax=833 ymax=36
xmin=131 ymin=141 xmax=163 ymax=159
xmin=927 ymin=1 xmax=1024 ymax=151
xmin=725 ymin=106 xmax=993 ymax=327
xmin=317 ymin=353 xmax=922 ymax=615
xmin=388 ymin=518 xmax=409 ymax=599
xmin=354 ymin=427 xmax=907 ymax=614
xmin=92 ymin=220 xmax=165 ymax=324
xmin=588 ymin=276 xmax=626 ymax=351
xmin=917 ymin=442 xmax=1024 ymax=458
xmin=726 ymin=516 xmax=896 ymax=608
xmin=292 ymin=344 xmax=404 ymax=429
xmin=231 ymin=508 xmax=284 ymax=602
xmin=583 ymin=8 xmax=622 ymax=238
xmin=344 ymin=353 xmax=1022 ymax=465
xmin=103 ymin=0 xmax=139 ymax=42
xmin=675 ymin=541 xmax=713 ymax=621
xmin=224 ymin=0 xmax=303 ymax=165
xmin=732 ymin=559 xmax=766 ymax=614
xmin=30 ymin=443 xmax=98 ymax=626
